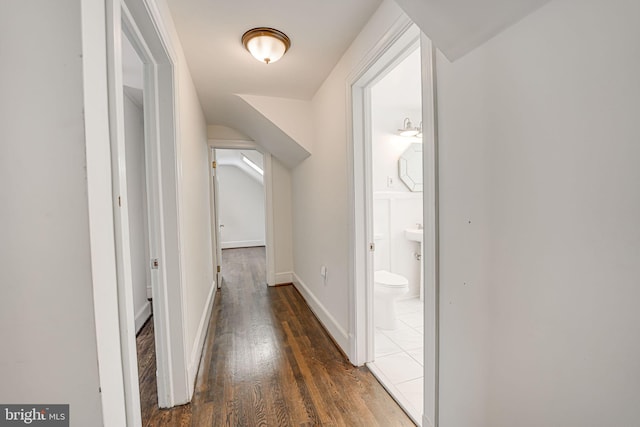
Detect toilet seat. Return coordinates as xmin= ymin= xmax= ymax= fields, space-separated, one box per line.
xmin=374 ymin=270 xmax=409 ymax=288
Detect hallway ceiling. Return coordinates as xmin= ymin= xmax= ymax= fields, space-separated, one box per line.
xmin=165 ymin=0 xmax=552 ymax=167
xmin=166 ymin=0 xmax=382 ymax=126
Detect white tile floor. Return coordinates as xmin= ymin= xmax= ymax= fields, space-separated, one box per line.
xmin=368 ymin=297 xmax=424 ymax=425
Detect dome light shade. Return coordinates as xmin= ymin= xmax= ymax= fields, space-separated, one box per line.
xmin=242 ymin=27 xmax=291 ymax=64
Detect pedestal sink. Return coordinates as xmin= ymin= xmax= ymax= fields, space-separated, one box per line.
xmin=405 ymin=227 xmax=424 ymax=300
xmin=404 ymin=228 xmax=423 ymax=242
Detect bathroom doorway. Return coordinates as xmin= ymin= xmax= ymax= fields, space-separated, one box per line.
xmin=348 ymin=21 xmax=439 ymax=427
xmin=368 ymin=44 xmax=425 ymax=423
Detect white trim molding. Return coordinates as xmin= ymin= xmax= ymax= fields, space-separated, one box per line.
xmin=292 ymin=273 xmax=350 ymax=353
xmin=221 ymin=240 xmax=265 ymax=249
xmin=187 ymin=282 xmax=217 ymax=398
xmin=81 ymin=0 xmax=128 ymax=425
xmin=122 ymin=0 xmax=191 ymax=409
xmin=135 ymin=302 xmax=152 ymax=334
xmin=421 ymin=35 xmax=440 ymax=427
xmin=275 ymin=272 xmax=294 ymax=285
xmin=346 ymin=13 xmax=419 ymax=366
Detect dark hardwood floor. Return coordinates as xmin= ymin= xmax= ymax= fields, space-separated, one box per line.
xmin=137 ymin=316 xmax=191 ymax=426
xmin=138 ymin=247 xmax=415 ymax=426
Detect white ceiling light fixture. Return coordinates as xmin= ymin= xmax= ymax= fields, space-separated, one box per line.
xmin=242 ymin=27 xmax=291 ymax=64
xmin=398 ymin=118 xmax=419 ymax=137
xmin=242 ymin=154 xmax=264 ymax=176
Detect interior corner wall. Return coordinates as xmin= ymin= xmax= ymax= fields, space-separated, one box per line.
xmin=154 ymin=0 xmax=214 ymax=397
xmin=291 ymin=0 xmax=408 ymax=353
xmin=0 ymin=1 xmax=103 ymax=425
xmin=272 ymin=157 xmax=294 ymax=281
xmin=433 ymin=0 xmax=640 ymax=425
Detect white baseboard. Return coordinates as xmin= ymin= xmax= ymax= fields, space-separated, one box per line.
xmin=221 ymin=240 xmax=265 ymax=249
xmin=275 ymin=271 xmax=293 ymax=285
xmin=292 ymin=273 xmax=349 ymax=354
xmin=187 ymin=280 xmax=217 ymax=398
xmin=134 ymin=301 xmax=152 ymax=334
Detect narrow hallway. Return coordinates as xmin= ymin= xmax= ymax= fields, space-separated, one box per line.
xmin=139 ymin=247 xmax=415 ymax=426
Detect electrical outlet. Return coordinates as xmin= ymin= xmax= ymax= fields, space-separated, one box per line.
xmin=320 ymin=265 xmax=327 ymax=284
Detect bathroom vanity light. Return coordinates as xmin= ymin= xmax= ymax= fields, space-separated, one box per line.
xmin=242 ymin=154 xmax=264 ymax=176
xmin=398 ymin=118 xmax=419 ymax=137
xmin=242 ymin=27 xmax=291 ymax=64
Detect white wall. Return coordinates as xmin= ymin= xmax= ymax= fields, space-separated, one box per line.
xmin=217 ymin=163 xmax=266 ymax=248
xmin=176 ymin=41 xmax=215 ymax=397
xmin=433 ymin=0 xmax=640 ymax=425
xmin=207 ymin=124 xmax=252 ymax=141
xmin=123 ymin=91 xmax=152 ymax=332
xmin=291 ymin=0 xmax=640 ymax=424
xmin=292 ymin=0 xmax=408 ymax=351
xmin=154 ymin=0 xmax=215 ymax=396
xmin=272 ymin=157 xmax=294 ymax=282
xmin=0 ymin=1 xmax=103 ymax=425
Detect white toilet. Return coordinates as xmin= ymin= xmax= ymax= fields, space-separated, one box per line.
xmin=374 ymin=270 xmax=409 ymax=330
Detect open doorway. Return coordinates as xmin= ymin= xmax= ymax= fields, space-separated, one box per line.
xmin=103 ymin=2 xmax=192 ymax=424
xmin=87 ymin=0 xmax=194 ymax=424
xmin=120 ymin=31 xmax=160 ymax=425
xmin=367 ymin=44 xmax=424 ymax=424
xmin=214 ymin=149 xmax=268 ymax=287
xmin=348 ymin=21 xmax=439 ymax=427
xmin=122 ymin=32 xmax=153 ymax=334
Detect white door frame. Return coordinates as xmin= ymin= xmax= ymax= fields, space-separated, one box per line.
xmin=83 ymin=0 xmax=190 ymax=425
xmin=105 ymin=11 xmax=145 ymax=427
xmin=420 ymin=34 xmax=440 ymax=427
xmin=208 ymin=149 xmax=222 ymax=288
xmin=113 ymin=0 xmax=191 ymax=410
xmin=209 ymin=140 xmax=276 ymax=286
xmin=346 ymin=17 xmax=440 ymax=427
xmin=81 ymin=1 xmax=128 ymax=424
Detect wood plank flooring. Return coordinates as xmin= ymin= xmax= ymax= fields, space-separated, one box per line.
xmin=138 ymin=247 xmax=415 ymax=426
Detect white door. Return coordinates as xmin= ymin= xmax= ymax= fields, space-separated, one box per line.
xmin=210 ymin=149 xmax=223 ymax=288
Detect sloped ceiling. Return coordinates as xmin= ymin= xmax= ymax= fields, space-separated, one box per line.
xmin=216 ymin=149 xmax=264 ymax=184
xmin=393 ymin=0 xmax=552 ymax=60
xmin=237 ymin=95 xmax=314 ymax=154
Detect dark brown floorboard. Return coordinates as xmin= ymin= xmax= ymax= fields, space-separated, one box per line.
xmin=138 ymin=247 xmax=415 ymax=426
